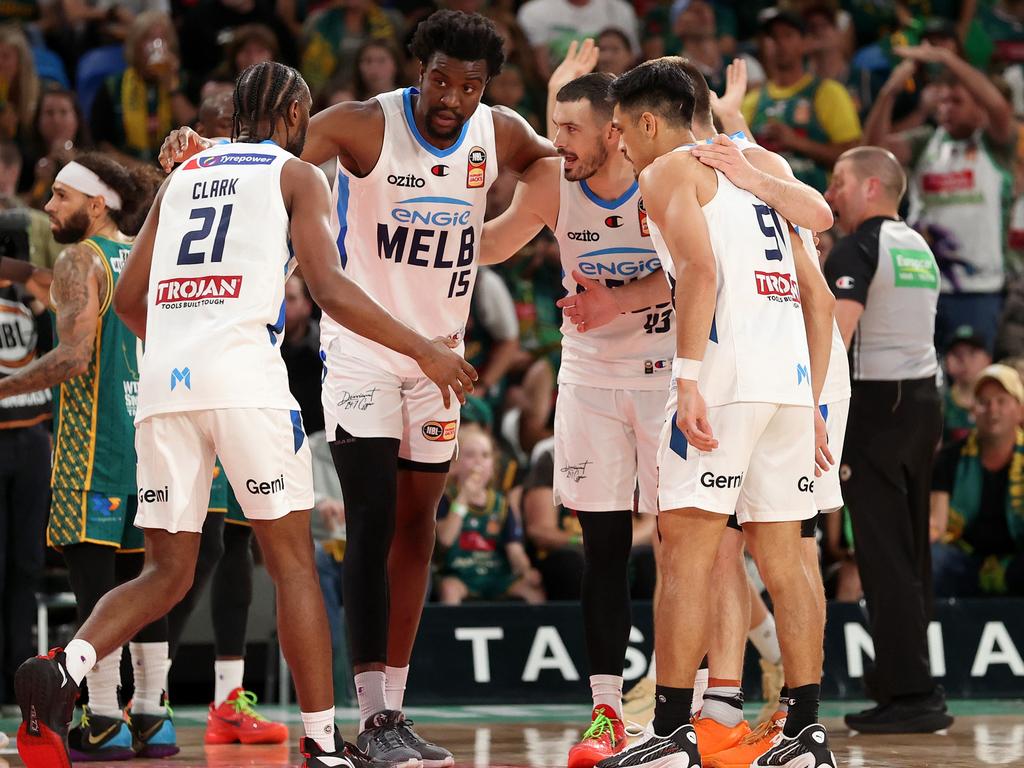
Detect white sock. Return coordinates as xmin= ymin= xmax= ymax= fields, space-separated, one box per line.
xmin=385 ymin=665 xmax=409 ymax=712
xmin=692 ymin=667 xmax=709 ymax=716
xmin=701 ymin=685 xmax=744 ymax=727
xmin=355 ymin=670 xmax=387 ymax=729
xmin=301 ymin=707 xmax=336 ymax=752
xmin=64 ymin=638 xmax=97 ymax=686
xmin=646 ymin=652 xmax=656 ymax=681
xmin=749 ymin=615 xmax=782 ymax=665
xmin=214 ymin=659 xmax=245 ymax=706
xmin=85 ymin=647 xmax=122 ymax=717
xmin=590 ymin=674 xmax=623 ymax=718
xmin=129 ymin=642 xmax=169 ymax=715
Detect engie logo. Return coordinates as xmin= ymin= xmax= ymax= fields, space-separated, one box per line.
xmin=422 ymin=420 xmax=457 ymax=441
xmin=432 ymin=164 xmax=449 ymax=177
xmin=182 ymin=153 xmax=274 ymax=170
xmin=605 ymin=216 xmax=623 ymax=228
xmin=466 ymin=147 xmax=486 ymax=189
xmin=754 ymin=271 xmax=799 ymax=303
xmin=155 ymin=275 xmax=243 ymax=306
xmin=170 ymin=367 xmax=191 ymax=391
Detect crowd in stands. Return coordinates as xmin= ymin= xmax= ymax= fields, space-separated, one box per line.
xmin=4 ymin=0 xmax=1024 ymax=663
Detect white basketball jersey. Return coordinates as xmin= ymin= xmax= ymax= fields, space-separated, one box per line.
xmin=649 ymin=146 xmax=812 ymax=407
xmin=555 ymin=166 xmax=674 ymax=389
xmin=325 ymin=87 xmax=497 ymax=377
xmin=136 ymin=141 xmax=299 ymax=422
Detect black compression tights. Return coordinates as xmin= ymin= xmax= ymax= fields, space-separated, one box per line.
xmin=578 ymin=510 xmax=634 ymax=677
xmin=62 ymin=543 xmax=167 ymax=644
xmin=330 ymin=429 xmax=400 ymax=667
xmin=166 ymin=515 xmax=253 ymax=659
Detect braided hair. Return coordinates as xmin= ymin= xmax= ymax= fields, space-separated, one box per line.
xmin=232 ymin=62 xmax=306 ymax=143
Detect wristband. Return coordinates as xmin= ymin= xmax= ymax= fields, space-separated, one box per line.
xmin=672 ymin=358 xmax=701 ymax=381
xmin=0 ymin=257 xmax=36 ymax=283
xmin=451 ymin=501 xmax=469 ymax=519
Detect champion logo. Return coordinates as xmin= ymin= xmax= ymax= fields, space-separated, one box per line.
xmin=431 ymin=164 xmax=449 ymax=177
xmin=605 ymin=215 xmax=623 ymax=228
xmin=835 ymin=275 xmax=855 ymax=289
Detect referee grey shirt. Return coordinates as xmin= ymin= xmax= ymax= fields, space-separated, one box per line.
xmin=824 ymin=216 xmax=940 ymax=381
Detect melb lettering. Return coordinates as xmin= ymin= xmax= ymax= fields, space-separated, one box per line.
xmin=156 ymin=276 xmax=243 ymax=306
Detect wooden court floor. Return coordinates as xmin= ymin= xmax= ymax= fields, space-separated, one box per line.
xmin=2 ymin=703 xmax=1022 ymax=767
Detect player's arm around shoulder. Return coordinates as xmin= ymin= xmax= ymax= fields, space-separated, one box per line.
xmin=480 ymin=155 xmax=559 ymax=265
xmin=305 ymin=97 xmax=386 ymax=172
xmin=492 ymin=105 xmax=557 ymax=176
xmin=116 ymin=178 xmax=170 ymax=340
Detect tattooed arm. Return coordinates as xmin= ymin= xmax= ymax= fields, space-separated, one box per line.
xmin=0 ymin=244 xmax=103 ymax=398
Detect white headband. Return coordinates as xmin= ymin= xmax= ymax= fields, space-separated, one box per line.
xmin=54 ymin=161 xmax=122 ymax=211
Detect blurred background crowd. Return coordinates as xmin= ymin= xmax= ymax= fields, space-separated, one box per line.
xmin=3 ymin=0 xmax=1024 ymax=688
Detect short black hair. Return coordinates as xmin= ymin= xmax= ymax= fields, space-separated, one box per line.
xmin=408 ymin=10 xmax=505 ymax=78
xmin=233 ymin=61 xmax=307 ymax=143
xmin=673 ymin=58 xmax=712 ymax=128
xmin=610 ymin=57 xmax=696 ymax=128
xmin=556 ymin=72 xmax=614 ymax=121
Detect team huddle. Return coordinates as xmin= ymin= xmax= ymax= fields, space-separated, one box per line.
xmin=11 ymin=9 xmax=863 ymax=768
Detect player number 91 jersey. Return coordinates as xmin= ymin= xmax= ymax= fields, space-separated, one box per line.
xmin=555 ymin=166 xmax=674 ymax=390
xmin=324 ymin=88 xmax=497 ymax=377
xmin=649 ymin=146 xmax=812 ymax=408
xmin=136 ymin=141 xmax=300 ymax=422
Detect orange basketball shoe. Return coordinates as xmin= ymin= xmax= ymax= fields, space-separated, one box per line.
xmin=205 ymin=688 xmax=288 ymax=745
xmin=693 ymin=715 xmax=751 ymax=758
xmin=703 ymin=711 xmax=786 ymax=768
xmin=567 ymin=705 xmax=627 ymax=768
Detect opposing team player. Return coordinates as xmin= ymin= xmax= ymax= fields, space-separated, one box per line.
xmin=0 ymin=154 xmax=182 ymax=761
xmin=597 ymin=59 xmax=838 ymax=768
xmin=480 ymin=66 xmax=832 ymax=767
xmin=13 ymin=62 xmax=474 ymax=768
xmin=159 ymin=11 xmax=553 ymax=764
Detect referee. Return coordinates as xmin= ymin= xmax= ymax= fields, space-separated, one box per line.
xmin=824 ymin=147 xmax=953 ymax=734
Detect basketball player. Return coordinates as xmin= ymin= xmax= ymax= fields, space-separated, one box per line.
xmin=158 ymin=12 xmax=554 ymax=764
xmin=13 ymin=62 xmax=474 ymax=768
xmin=596 ymin=59 xmax=838 ymax=768
xmin=0 ymin=154 xmax=181 ymax=762
xmin=480 ymin=67 xmax=832 ymax=767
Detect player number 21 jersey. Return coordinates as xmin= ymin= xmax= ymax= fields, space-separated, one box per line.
xmin=649 ymin=146 xmax=812 ymax=408
xmin=136 ymin=141 xmax=300 ymax=421
xmin=555 ymin=167 xmax=674 ymax=390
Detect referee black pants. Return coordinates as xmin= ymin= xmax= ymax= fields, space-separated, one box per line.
xmin=842 ymin=377 xmax=941 ymax=704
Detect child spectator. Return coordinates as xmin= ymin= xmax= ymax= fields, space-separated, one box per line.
xmin=436 ymin=424 xmax=544 ymax=604
xmin=943 ymin=326 xmax=993 ymax=445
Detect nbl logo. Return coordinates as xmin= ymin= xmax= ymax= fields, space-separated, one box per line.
xmin=466 ymin=147 xmax=486 ymax=188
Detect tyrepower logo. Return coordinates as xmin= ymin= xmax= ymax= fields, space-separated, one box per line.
xmin=422 ymin=420 xmax=457 ymax=441
xmin=754 ymin=271 xmax=800 ymax=304
xmin=155 ymin=275 xmax=243 ymax=307
xmin=182 ymin=153 xmax=274 ymax=170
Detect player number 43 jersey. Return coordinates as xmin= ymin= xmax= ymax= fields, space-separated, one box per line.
xmin=136 ymin=141 xmax=300 ymax=422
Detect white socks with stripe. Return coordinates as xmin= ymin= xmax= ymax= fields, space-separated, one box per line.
xmin=130 ymin=641 xmax=169 ymax=715
xmin=590 ymin=675 xmax=624 ymax=718
xmin=301 ymin=707 xmax=336 ymax=752
xmin=385 ymin=665 xmax=409 ymax=712
xmin=214 ymin=658 xmax=245 ymax=706
xmin=85 ymin=647 xmax=121 ymax=717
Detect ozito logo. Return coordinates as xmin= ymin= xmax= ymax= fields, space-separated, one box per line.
xmin=754 ymin=271 xmax=799 ymax=303
xmin=568 ymin=230 xmax=600 ymax=241
xmin=467 ymin=146 xmax=486 ymax=189
xmin=170 ymin=367 xmax=191 ymax=391
xmin=155 ymin=275 xmax=243 ymax=305
xmin=388 ymin=173 xmax=425 ymax=188
xmin=431 ymin=164 xmax=449 ymax=177
xmin=605 ymin=215 xmax=623 ymax=228
xmin=182 ymin=153 xmax=274 ymax=170
xmin=422 ymin=420 xmax=457 ymax=441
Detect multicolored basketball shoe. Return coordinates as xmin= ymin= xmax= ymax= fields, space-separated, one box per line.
xmin=595 ymin=723 xmax=700 ymax=768
xmin=68 ymin=705 xmax=135 ymax=762
xmin=568 ymin=705 xmax=628 ymax=768
xmin=205 ymin=687 xmax=288 ymax=744
xmin=751 ymin=723 xmax=836 ymax=768
xmin=127 ymin=705 xmax=180 ymax=758
xmin=14 ymin=649 xmax=79 ymax=768
xmin=301 ymin=728 xmax=373 ymax=768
